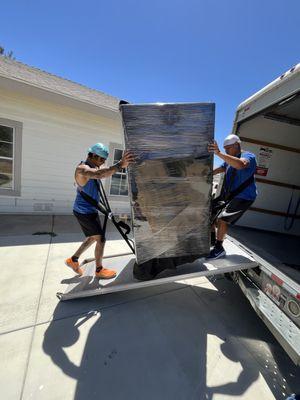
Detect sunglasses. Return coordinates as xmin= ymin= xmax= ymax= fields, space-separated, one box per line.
xmin=95 ymin=155 xmax=106 ymax=162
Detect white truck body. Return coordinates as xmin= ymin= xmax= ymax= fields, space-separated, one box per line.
xmin=231 ymin=63 xmax=300 ymax=365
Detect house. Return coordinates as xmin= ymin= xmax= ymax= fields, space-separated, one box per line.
xmin=0 ymin=56 xmax=130 ymax=215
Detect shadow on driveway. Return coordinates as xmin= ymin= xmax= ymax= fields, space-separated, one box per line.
xmin=43 ymin=278 xmax=300 ymax=400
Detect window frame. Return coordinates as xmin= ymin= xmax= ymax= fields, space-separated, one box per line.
xmin=107 ymin=143 xmax=129 ymax=198
xmin=0 ymin=118 xmax=22 ymax=197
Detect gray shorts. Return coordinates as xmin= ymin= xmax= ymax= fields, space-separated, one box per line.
xmin=218 ymin=198 xmax=254 ymax=225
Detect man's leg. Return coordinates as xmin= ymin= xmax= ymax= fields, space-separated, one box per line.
xmin=207 ymin=198 xmax=254 ymax=260
xmin=92 ymin=235 xmax=105 ymax=268
xmin=206 ymin=218 xmax=227 ymax=259
xmin=65 ymin=237 xmax=95 ymax=275
xmin=216 ymin=219 xmax=228 ymax=242
xmin=72 ymin=236 xmax=95 ymax=259
xmin=92 ymin=235 xmax=117 ymax=279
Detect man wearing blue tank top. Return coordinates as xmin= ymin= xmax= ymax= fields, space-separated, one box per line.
xmin=207 ymin=134 xmax=257 ymax=259
xmin=65 ymin=143 xmax=134 ymax=279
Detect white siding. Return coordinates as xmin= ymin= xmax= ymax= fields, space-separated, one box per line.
xmin=0 ymin=87 xmax=130 ymax=215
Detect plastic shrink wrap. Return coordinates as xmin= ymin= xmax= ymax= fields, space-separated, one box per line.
xmin=120 ymin=102 xmax=215 ymax=270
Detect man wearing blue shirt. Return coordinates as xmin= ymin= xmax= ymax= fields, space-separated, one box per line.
xmin=207 ymin=134 xmax=257 ymax=259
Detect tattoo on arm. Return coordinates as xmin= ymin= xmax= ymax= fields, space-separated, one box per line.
xmin=77 ymin=162 xmax=123 ymax=179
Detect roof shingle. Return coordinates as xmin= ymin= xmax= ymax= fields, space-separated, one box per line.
xmin=0 ymin=56 xmax=120 ymax=111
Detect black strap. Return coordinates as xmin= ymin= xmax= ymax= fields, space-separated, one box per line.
xmin=95 ymin=179 xmax=112 ymax=212
xmin=284 ymin=189 xmax=300 ymax=231
xmin=93 ymin=179 xmax=110 ymax=235
xmin=222 ymin=168 xmax=237 ymax=198
xmin=225 ymin=174 xmax=255 ymax=202
xmin=117 ymin=220 xmax=131 ymax=235
xmin=211 ymin=173 xmax=255 ymax=224
xmin=78 ymin=189 xmax=108 ymax=216
xmin=77 ymin=182 xmax=135 ymax=254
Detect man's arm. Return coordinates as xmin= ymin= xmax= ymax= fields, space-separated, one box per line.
xmin=208 ymin=141 xmax=249 ymax=170
xmin=213 ymin=166 xmax=226 ymax=175
xmin=77 ymin=151 xmax=134 ymax=180
xmin=77 ymin=164 xmax=121 ymax=179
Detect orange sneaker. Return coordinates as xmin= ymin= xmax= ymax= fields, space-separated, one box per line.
xmin=95 ymin=266 xmax=117 ymax=279
xmin=65 ymin=258 xmax=83 ymax=276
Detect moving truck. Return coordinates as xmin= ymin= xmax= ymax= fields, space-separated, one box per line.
xmin=228 ymin=63 xmax=300 ymax=365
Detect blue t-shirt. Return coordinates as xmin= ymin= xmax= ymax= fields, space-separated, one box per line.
xmin=221 ymin=151 xmax=257 ymax=201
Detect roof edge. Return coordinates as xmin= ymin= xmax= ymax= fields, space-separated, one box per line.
xmin=0 ymin=56 xmax=120 ymax=112
xmin=237 ymin=63 xmax=300 ymax=111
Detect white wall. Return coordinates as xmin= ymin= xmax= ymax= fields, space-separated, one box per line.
xmin=0 ymin=87 xmax=131 ymax=215
xmin=236 ymin=115 xmax=300 ymax=236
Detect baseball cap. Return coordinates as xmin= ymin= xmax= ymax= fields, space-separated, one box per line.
xmin=223 ymin=134 xmax=241 ymax=147
xmin=88 ymin=143 xmax=109 ymax=159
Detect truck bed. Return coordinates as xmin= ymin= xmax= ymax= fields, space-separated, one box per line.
xmin=230 ymin=226 xmax=300 ymax=285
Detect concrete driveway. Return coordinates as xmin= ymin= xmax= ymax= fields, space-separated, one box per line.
xmin=0 ymin=215 xmax=299 ymax=400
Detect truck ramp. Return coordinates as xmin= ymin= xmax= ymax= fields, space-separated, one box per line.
xmin=57 ymin=238 xmax=257 ymax=301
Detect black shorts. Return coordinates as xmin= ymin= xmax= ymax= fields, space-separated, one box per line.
xmin=73 ymin=210 xmax=105 ymax=239
xmin=218 ymin=198 xmax=254 ymax=225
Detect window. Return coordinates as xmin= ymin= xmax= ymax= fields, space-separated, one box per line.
xmin=0 ymin=125 xmax=14 ymax=189
xmin=0 ymin=118 xmax=22 ymax=196
xmin=109 ymin=148 xmax=128 ymax=196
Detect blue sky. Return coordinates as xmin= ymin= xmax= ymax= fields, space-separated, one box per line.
xmin=1 ymin=0 xmax=300 ymax=164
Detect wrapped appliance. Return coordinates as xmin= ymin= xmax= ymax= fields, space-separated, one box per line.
xmin=120 ymin=102 xmax=215 ymax=279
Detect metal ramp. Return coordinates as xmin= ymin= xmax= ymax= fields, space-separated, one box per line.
xmin=57 ymin=237 xmax=257 ymax=301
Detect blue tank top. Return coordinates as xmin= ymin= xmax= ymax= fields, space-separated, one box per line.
xmin=73 ymin=162 xmax=100 ymax=214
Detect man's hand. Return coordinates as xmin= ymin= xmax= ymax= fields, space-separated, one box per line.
xmin=208 ymin=140 xmax=221 ymax=155
xmin=119 ymin=151 xmax=135 ymax=169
